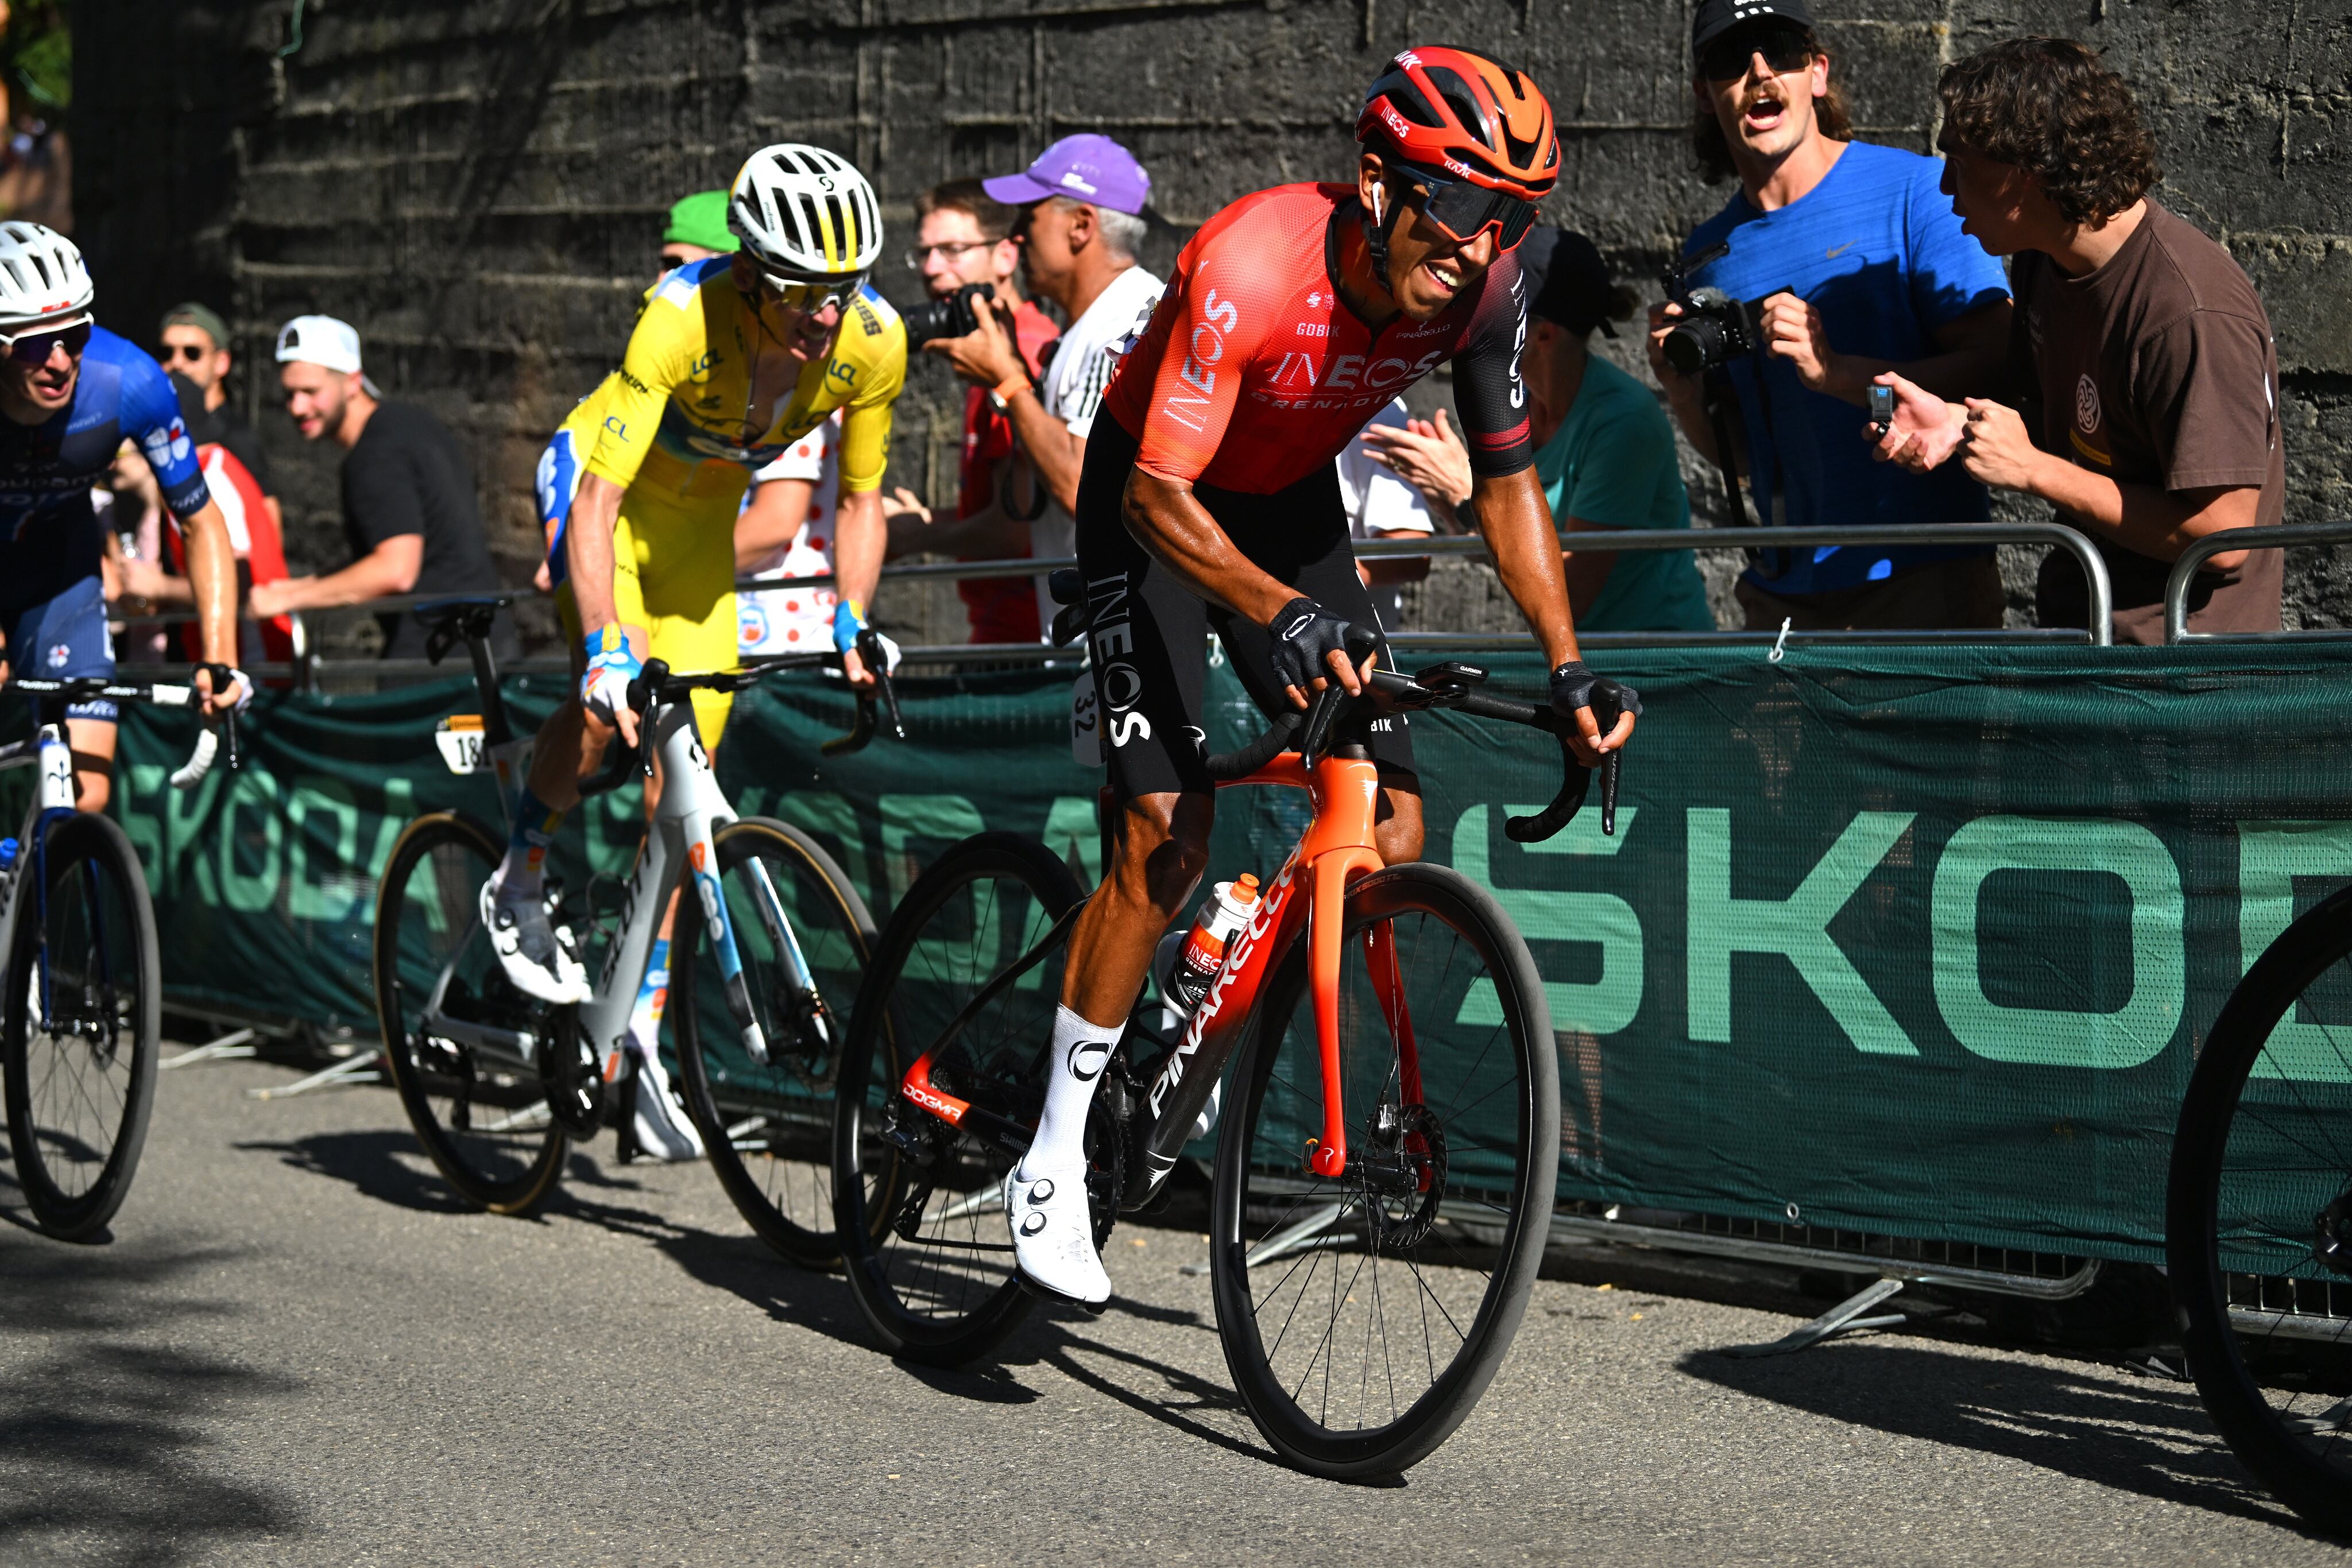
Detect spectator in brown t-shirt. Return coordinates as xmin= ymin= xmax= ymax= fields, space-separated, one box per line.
xmin=1872 ymin=38 xmax=2283 ymax=643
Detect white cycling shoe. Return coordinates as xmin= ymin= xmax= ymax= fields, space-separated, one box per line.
xmin=479 ymin=871 xmax=589 ymax=1005
xmin=1005 ymin=1162 xmax=1111 ymax=1308
xmin=616 ymin=1043 xmax=705 ymax=1164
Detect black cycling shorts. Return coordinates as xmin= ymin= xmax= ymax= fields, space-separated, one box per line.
xmin=1076 ymin=413 xmax=1417 ymax=801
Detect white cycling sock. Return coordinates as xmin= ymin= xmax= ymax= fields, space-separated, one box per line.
xmin=1022 ymin=1005 xmax=1116 ymax=1178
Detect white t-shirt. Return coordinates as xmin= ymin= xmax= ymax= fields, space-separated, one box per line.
xmin=736 ymin=411 xmax=842 ymax=656
xmin=1030 ymin=263 xmax=1165 ymax=632
xmin=1335 ymin=398 xmax=1434 ymax=630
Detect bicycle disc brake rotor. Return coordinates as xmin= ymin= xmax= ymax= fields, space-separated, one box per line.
xmin=2319 ymin=1187 xmax=2352 ymax=1277
xmin=1361 ymin=1102 xmax=1448 ymax=1250
xmin=538 ymin=1008 xmax=606 ymax=1138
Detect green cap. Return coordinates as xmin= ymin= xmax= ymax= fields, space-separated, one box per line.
xmin=663 ymin=191 xmax=739 ymax=254
xmin=161 ymin=301 xmax=230 ymax=350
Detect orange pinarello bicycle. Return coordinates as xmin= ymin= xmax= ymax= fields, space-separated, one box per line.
xmin=831 ymin=657 xmax=1618 ymax=1478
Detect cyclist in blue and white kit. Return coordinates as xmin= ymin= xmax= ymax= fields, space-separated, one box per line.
xmin=0 ymin=223 xmax=247 ymax=807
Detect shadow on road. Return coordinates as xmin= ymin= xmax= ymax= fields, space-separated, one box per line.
xmin=1682 ymin=1338 xmax=2300 ymax=1529
xmin=232 ymin=1129 xmax=487 ymax=1217
xmin=0 ymin=1224 xmax=303 ymax=1565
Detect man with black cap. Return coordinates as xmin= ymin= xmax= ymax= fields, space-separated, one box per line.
xmin=1368 ymin=228 xmax=1714 ymax=632
xmin=1649 ymin=0 xmax=2013 ymax=631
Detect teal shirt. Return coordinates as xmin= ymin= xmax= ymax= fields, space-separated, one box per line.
xmin=1534 ymin=357 xmax=1716 ymax=633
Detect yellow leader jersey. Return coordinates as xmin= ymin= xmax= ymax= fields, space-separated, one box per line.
xmin=550 ymin=258 xmax=904 ymax=738
xmin=571 ymin=255 xmax=906 ymax=512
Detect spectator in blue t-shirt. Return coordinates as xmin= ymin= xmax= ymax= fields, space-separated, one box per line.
xmin=1648 ymin=0 xmax=2014 ymax=632
xmin=1366 ymin=229 xmax=1715 ymax=633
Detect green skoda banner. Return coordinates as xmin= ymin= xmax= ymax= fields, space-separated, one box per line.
xmin=65 ymin=644 xmax=2352 ymax=1265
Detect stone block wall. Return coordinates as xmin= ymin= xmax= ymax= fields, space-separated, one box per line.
xmin=72 ymin=0 xmax=2352 ymax=642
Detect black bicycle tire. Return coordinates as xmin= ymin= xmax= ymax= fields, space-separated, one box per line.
xmin=2 ymin=813 xmax=161 ymax=1240
xmin=2168 ymin=882 xmax=2352 ymax=1534
xmin=833 ymin=831 xmax=1084 ymax=1364
xmin=371 ymin=811 xmax=568 ymax=1215
xmin=675 ymin=816 xmax=876 ymax=1269
xmin=1210 ymin=861 xmax=1559 ymax=1479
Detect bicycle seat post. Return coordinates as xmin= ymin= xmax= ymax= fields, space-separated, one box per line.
xmin=462 ymin=609 xmax=513 ymax=749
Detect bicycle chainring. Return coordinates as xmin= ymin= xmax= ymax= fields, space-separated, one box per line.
xmin=1361 ymin=1102 xmax=1447 ymax=1250
xmin=1084 ymin=1092 xmax=1125 ymax=1250
xmin=538 ymin=1007 xmax=606 ymax=1139
xmin=2318 ymin=1187 xmax=2352 ymax=1277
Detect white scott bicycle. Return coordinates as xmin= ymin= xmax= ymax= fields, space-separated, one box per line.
xmin=370 ymin=597 xmax=896 ymax=1263
xmin=1 ymin=669 xmax=233 ymax=1237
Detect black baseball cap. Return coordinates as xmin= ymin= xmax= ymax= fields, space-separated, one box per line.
xmin=1692 ymin=0 xmax=1816 ymax=56
xmin=1518 ymin=227 xmax=1619 ymax=338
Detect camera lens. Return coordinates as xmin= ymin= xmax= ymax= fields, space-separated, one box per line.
xmin=1663 ymin=316 xmax=1730 ymax=375
xmin=902 ymin=282 xmax=987 ymax=349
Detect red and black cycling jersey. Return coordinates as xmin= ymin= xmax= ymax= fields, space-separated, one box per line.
xmin=1098 ymin=182 xmax=1532 ymax=495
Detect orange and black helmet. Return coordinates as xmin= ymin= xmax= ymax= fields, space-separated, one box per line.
xmin=1355 ymin=46 xmax=1560 ymax=204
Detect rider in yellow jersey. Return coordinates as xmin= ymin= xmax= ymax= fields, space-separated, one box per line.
xmin=486 ymin=145 xmax=904 ymax=1160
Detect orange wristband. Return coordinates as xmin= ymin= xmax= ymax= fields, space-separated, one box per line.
xmin=992 ymin=373 xmax=1032 ymax=405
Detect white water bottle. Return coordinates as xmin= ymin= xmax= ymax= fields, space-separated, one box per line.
xmin=1162 ymin=874 xmax=1262 ymax=1020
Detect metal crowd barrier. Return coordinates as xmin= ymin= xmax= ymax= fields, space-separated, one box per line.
xmin=2165 ymin=520 xmax=2352 ymax=643
xmin=117 ymin=523 xmax=2134 ymax=1342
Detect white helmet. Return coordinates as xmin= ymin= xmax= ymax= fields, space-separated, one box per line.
xmin=0 ymin=222 xmax=92 ymax=332
xmin=728 ymin=144 xmax=883 ymax=279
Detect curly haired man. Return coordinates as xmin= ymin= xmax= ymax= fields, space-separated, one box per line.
xmin=1874 ymin=37 xmax=2283 ymax=642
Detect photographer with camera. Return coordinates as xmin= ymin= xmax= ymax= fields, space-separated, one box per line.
xmin=923 ymin=135 xmax=1165 ymax=634
xmin=884 ymin=178 xmax=1059 ymax=643
xmin=1651 ymin=0 xmax=2014 ymax=632
xmin=1873 ymin=39 xmax=2281 ymax=643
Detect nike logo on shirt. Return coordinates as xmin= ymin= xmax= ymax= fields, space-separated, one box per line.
xmin=1825 ymin=242 xmax=1858 ymax=260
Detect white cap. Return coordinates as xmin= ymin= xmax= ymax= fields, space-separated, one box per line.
xmin=275 ymin=313 xmax=363 ymax=374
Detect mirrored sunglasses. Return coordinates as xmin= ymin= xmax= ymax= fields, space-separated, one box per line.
xmin=1402 ymin=169 xmax=1539 ymax=251
xmin=757 ymin=270 xmax=867 ymax=313
xmin=1 ymin=319 xmax=91 ymax=365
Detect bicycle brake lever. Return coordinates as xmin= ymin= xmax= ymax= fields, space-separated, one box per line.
xmin=198 ymin=663 xmax=242 ymax=772
xmin=856 ymin=629 xmax=904 ymax=741
xmin=1298 ymin=683 xmax=1348 ymax=767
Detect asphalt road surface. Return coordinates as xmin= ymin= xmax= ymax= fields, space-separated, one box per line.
xmin=2 ymin=1047 xmax=2345 ymax=1567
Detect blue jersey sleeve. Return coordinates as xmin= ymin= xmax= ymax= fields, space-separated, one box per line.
xmin=120 ymin=351 xmax=212 ymax=520
xmin=1906 ymin=160 xmax=2010 ymax=331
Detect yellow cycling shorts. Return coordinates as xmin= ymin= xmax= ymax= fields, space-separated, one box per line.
xmin=556 ymin=490 xmax=739 ymax=742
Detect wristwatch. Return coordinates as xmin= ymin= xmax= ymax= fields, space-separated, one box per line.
xmin=988 ymin=373 xmax=1031 ymax=413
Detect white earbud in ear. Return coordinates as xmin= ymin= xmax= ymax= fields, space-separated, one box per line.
xmin=1371 ymin=186 xmax=1386 ymax=224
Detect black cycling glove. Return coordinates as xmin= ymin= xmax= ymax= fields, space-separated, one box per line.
xmin=1550 ymin=660 xmax=1643 ymax=724
xmin=1268 ymin=597 xmax=1361 ymax=693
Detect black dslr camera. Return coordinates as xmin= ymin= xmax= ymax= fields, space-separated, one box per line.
xmin=1659 ymin=240 xmax=1778 ymax=376
xmin=902 ymin=282 xmax=992 ymax=349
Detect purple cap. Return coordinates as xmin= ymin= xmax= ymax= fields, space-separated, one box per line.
xmin=982 ymin=134 xmax=1151 ymax=216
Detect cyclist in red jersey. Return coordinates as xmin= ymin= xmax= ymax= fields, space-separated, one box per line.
xmin=1007 ymin=47 xmax=1641 ymax=1304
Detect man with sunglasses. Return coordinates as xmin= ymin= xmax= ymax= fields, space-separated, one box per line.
xmin=1000 ymin=48 xmax=1638 ymax=1306
xmin=490 ymin=144 xmax=906 ymax=1162
xmin=0 ymin=222 xmax=247 ymax=811
xmin=1650 ymin=0 xmax=2013 ymax=631
xmin=157 ymin=302 xmax=277 ymax=533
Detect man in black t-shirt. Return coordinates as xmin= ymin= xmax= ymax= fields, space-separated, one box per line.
xmin=253 ymin=313 xmax=509 ymax=658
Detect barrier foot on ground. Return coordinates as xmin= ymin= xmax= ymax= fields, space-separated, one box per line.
xmin=248 ymin=1047 xmax=384 ymax=1099
xmin=161 ymin=1027 xmax=260 ymax=1070
xmin=1720 ymin=1275 xmax=1909 ymax=1358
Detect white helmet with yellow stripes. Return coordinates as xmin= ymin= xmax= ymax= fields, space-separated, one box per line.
xmin=728 ymin=144 xmax=883 ymax=280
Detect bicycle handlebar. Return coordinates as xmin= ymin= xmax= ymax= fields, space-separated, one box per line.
xmin=10 ymin=670 xmax=243 ymax=790
xmin=1198 ymin=662 xmax=1622 ymax=842
xmin=570 ymin=638 xmax=906 ymax=797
